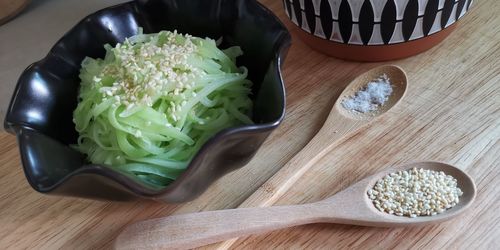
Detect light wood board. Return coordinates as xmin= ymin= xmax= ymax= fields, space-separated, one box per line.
xmin=0 ymin=0 xmax=499 ymax=249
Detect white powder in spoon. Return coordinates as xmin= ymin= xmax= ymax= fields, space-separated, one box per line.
xmin=342 ymin=74 xmax=393 ymax=113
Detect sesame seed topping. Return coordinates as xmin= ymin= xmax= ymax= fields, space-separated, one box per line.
xmin=134 ymin=130 xmax=142 ymax=138
xmin=94 ymin=30 xmax=202 ymax=117
xmin=368 ymin=168 xmax=463 ymax=218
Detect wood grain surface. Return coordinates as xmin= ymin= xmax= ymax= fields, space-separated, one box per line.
xmin=0 ymin=0 xmax=29 ymax=25
xmin=1 ymin=0 xmax=499 ymax=249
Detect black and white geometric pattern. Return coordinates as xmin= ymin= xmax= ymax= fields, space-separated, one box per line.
xmin=283 ymin=0 xmax=473 ymax=45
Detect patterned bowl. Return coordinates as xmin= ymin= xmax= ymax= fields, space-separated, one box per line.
xmin=283 ymin=0 xmax=474 ymax=61
xmin=4 ymin=0 xmax=291 ymax=202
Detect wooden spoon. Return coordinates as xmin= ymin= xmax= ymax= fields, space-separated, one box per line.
xmin=115 ymin=161 xmax=476 ymax=250
xmin=236 ymin=65 xmax=408 ymax=209
xmin=208 ymin=65 xmax=408 ymax=249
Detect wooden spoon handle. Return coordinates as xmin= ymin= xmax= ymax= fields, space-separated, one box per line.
xmin=239 ymin=111 xmax=366 ymax=208
xmin=212 ymin=112 xmax=373 ymax=249
xmin=114 ymin=204 xmax=322 ymax=250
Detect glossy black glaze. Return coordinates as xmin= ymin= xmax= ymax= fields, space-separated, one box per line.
xmin=358 ymin=0 xmax=374 ymax=45
xmin=4 ymin=0 xmax=291 ymax=202
xmin=304 ymin=0 xmax=316 ymax=34
xmin=319 ymin=0 xmax=333 ymax=40
xmin=441 ymin=0 xmax=455 ymax=29
xmin=423 ymin=0 xmax=439 ymax=36
xmin=292 ymin=0 xmax=302 ymax=27
xmin=381 ymin=0 xmax=397 ymax=44
xmin=402 ymin=0 xmax=419 ymax=41
xmin=338 ymin=0 xmax=352 ymax=43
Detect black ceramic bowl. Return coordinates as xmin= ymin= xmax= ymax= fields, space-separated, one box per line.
xmin=4 ymin=0 xmax=291 ymax=202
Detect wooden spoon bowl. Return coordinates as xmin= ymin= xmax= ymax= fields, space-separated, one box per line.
xmin=335 ymin=65 xmax=407 ymax=120
xmin=320 ymin=161 xmax=477 ymax=227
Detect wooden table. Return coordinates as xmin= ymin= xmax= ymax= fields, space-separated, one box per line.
xmin=1 ymin=0 xmax=499 ymax=249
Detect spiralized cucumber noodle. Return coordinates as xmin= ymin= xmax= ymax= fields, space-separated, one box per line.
xmin=73 ymin=29 xmax=253 ymax=187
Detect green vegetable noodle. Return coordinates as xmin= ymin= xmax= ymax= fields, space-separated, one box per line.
xmin=73 ymin=29 xmax=253 ymax=187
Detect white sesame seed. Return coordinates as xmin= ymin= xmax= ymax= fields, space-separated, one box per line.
xmin=368 ymin=168 xmax=463 ymax=218
xmin=134 ymin=130 xmax=142 ymax=138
